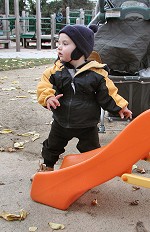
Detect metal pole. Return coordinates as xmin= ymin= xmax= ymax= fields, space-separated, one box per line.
xmin=14 ymin=0 xmax=20 ymax=52
xmin=36 ymin=0 xmax=41 ymax=50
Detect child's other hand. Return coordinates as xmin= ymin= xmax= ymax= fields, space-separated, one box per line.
xmin=46 ymin=94 xmax=63 ymax=110
xmin=119 ymin=106 xmax=132 ymax=119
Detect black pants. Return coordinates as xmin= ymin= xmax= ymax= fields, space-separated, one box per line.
xmin=42 ymin=120 xmax=100 ymax=167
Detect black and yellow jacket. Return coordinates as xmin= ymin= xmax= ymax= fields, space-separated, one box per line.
xmin=37 ymin=60 xmax=128 ymax=128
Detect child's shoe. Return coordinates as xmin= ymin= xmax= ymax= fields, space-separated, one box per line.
xmin=30 ymin=163 xmax=54 ymax=182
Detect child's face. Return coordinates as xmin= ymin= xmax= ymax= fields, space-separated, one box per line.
xmin=57 ymin=33 xmax=76 ymax=62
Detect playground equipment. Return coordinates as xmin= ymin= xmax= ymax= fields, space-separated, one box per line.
xmin=0 ymin=0 xmax=95 ymax=51
xmin=30 ymin=110 xmax=150 ymax=210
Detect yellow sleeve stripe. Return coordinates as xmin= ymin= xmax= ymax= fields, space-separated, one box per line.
xmin=104 ymin=76 xmax=128 ymax=108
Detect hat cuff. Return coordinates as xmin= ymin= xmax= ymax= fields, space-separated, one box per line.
xmin=60 ymin=26 xmax=93 ymax=58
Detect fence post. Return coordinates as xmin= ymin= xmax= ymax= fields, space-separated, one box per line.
xmin=26 ymin=12 xmax=29 ymax=32
xmin=76 ymin=18 xmax=80 ymax=24
xmin=80 ymin=9 xmax=84 ymax=25
xmin=5 ymin=0 xmax=10 ymax=39
xmin=92 ymin=9 xmax=96 ymax=19
xmin=2 ymin=15 xmax=7 ymax=37
xmin=95 ymin=0 xmax=100 ymax=15
xmin=66 ymin=7 xmax=70 ymax=24
xmin=36 ymin=0 xmax=41 ymax=50
xmin=51 ymin=13 xmax=56 ymax=49
xmin=14 ymin=0 xmax=20 ymax=52
xmin=21 ymin=11 xmax=26 ymax=33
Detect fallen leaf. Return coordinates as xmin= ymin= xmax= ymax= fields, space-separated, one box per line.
xmin=0 ymin=147 xmax=16 ymax=152
xmin=2 ymin=87 xmax=16 ymax=91
xmin=28 ymin=90 xmax=37 ymax=94
xmin=0 ymin=129 xmax=13 ymax=134
xmin=34 ymin=77 xmax=40 ymax=81
xmin=0 ymin=209 xmax=28 ymax=221
xmin=12 ymin=80 xmax=19 ymax=84
xmin=0 ymin=76 xmax=8 ymax=80
xmin=29 ymin=227 xmax=38 ymax=231
xmin=7 ymin=147 xmax=16 ymax=152
xmin=136 ymin=167 xmax=146 ymax=174
xmin=31 ymin=133 xmax=40 ymax=141
xmin=31 ymin=95 xmax=37 ymax=100
xmin=91 ymin=199 xmax=98 ymax=206
xmin=15 ymin=86 xmax=21 ymax=90
xmin=20 ymin=209 xmax=28 ymax=219
xmin=31 ymin=100 xmax=37 ymax=103
xmin=14 ymin=142 xmax=25 ymax=149
xmin=132 ymin=186 xmax=140 ymax=191
xmin=129 ymin=200 xmax=139 ymax=206
xmin=17 ymin=131 xmax=36 ymax=137
xmin=16 ymin=96 xmax=27 ymax=98
xmin=10 ymin=98 xmax=17 ymax=101
xmin=0 ymin=147 xmax=5 ymax=152
xmin=0 ymin=181 xmax=5 ymax=185
xmin=48 ymin=222 xmax=65 ymax=230
xmin=132 ymin=164 xmax=137 ymax=171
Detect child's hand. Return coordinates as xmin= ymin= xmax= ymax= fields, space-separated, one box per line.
xmin=46 ymin=94 xmax=63 ymax=110
xmin=119 ymin=106 xmax=132 ymax=119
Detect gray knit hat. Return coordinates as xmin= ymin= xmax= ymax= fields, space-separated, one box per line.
xmin=59 ymin=24 xmax=98 ymax=60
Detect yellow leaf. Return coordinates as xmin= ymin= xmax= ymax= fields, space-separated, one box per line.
xmin=16 ymin=96 xmax=27 ymax=98
xmin=28 ymin=90 xmax=37 ymax=94
xmin=0 ymin=129 xmax=13 ymax=134
xmin=2 ymin=87 xmax=16 ymax=91
xmin=20 ymin=209 xmax=28 ymax=219
xmin=18 ymin=131 xmax=36 ymax=137
xmin=0 ymin=209 xmax=28 ymax=221
xmin=132 ymin=164 xmax=137 ymax=170
xmin=31 ymin=100 xmax=37 ymax=103
xmin=29 ymin=227 xmax=38 ymax=232
xmin=12 ymin=80 xmax=19 ymax=84
xmin=0 ymin=147 xmax=5 ymax=152
xmin=31 ymin=95 xmax=37 ymax=100
xmin=10 ymin=98 xmax=17 ymax=101
xmin=48 ymin=222 xmax=65 ymax=230
xmin=0 ymin=76 xmax=8 ymax=80
xmin=32 ymin=133 xmax=40 ymax=141
xmin=14 ymin=142 xmax=24 ymax=149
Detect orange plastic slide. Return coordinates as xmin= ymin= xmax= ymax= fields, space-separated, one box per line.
xmin=30 ymin=110 xmax=150 ymax=210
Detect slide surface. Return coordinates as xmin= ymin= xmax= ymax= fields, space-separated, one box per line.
xmin=30 ymin=110 xmax=150 ymax=210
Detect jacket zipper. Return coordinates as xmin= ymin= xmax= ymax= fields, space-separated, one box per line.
xmin=67 ymin=77 xmax=75 ymax=127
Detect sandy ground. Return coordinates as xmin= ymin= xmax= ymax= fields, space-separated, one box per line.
xmin=0 ymin=48 xmax=150 ymax=232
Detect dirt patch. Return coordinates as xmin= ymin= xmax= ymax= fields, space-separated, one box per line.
xmin=0 ymin=65 xmax=54 ymax=161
